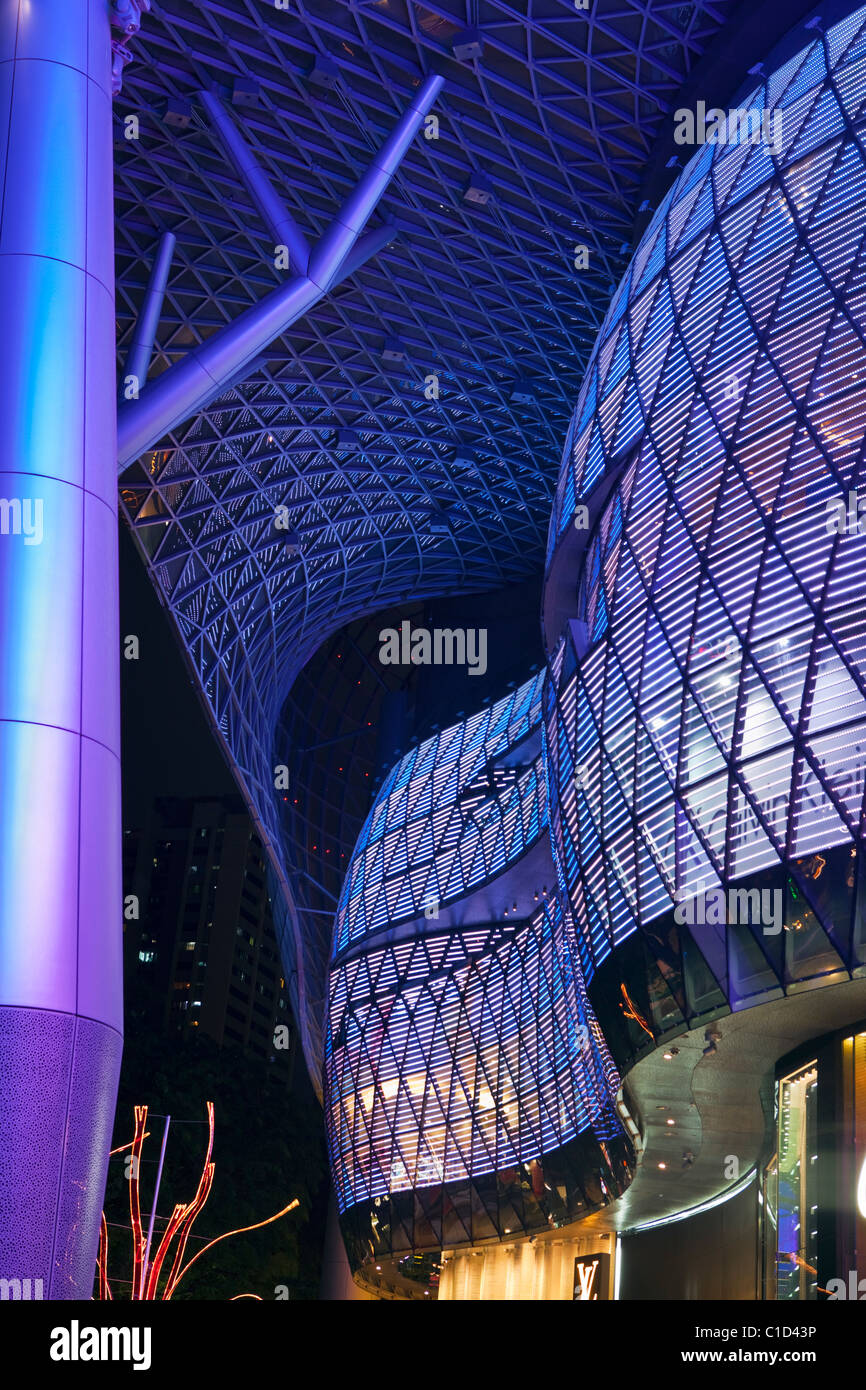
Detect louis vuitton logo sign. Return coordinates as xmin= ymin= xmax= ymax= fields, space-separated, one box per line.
xmin=573 ymin=1252 xmax=610 ymax=1301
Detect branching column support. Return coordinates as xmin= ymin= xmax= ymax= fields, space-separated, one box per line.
xmin=117 ymin=73 xmax=444 ymax=472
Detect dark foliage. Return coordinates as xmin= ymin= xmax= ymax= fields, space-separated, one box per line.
xmin=102 ymin=980 xmax=327 ymax=1301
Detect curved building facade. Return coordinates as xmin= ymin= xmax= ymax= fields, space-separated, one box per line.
xmin=325 ymin=675 xmax=633 ymax=1282
xmin=543 ymin=9 xmax=866 ymax=1069
xmin=326 ymin=5 xmax=866 ymax=1298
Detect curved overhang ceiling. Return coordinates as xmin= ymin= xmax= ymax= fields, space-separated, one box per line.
xmin=114 ymin=0 xmax=741 ymax=1082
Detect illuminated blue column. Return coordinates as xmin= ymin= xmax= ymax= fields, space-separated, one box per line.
xmin=0 ymin=1 xmax=125 ymax=1297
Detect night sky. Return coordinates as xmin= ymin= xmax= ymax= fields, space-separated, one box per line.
xmin=119 ymin=520 xmax=236 ymax=829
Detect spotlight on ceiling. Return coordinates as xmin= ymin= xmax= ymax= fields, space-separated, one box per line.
xmin=428 ymin=508 xmax=453 ymax=536
xmin=280 ymin=529 xmax=304 ymax=557
xmin=463 ymin=170 xmax=493 ymax=206
xmin=231 ymin=78 xmax=260 ymax=107
xmin=509 ymin=379 xmax=537 ymax=406
xmin=703 ymin=1027 xmax=722 ymax=1057
xmin=308 ymin=56 xmax=341 ymax=91
xmin=161 ymin=96 xmax=192 ymax=129
xmin=452 ymin=28 xmax=483 ymax=62
xmin=382 ymin=337 xmax=407 ymax=365
xmin=452 ymin=447 xmax=478 ymax=472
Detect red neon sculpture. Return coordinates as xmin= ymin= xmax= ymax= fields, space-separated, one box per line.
xmin=98 ymin=1102 xmax=298 ymax=1300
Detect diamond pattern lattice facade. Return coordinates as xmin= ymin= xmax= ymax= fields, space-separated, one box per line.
xmin=326 ymin=7 xmax=866 ymax=1271
xmin=326 ymin=678 xmax=631 ymax=1263
xmin=544 ymin=9 xmax=866 ymax=1067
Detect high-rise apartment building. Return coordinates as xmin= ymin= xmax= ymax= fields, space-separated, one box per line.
xmin=123 ymin=797 xmax=295 ymax=1079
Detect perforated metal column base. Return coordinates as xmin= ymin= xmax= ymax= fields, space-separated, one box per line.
xmin=0 ymin=1007 xmax=122 ymax=1298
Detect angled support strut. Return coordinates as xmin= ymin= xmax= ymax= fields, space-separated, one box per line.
xmin=117 ymin=73 xmax=443 ymax=472
xmin=199 ymin=88 xmax=311 ymax=275
xmin=121 ymin=229 xmax=176 ymax=400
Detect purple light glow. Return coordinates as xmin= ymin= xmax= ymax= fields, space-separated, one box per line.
xmin=0 ymin=0 xmax=122 ymax=1298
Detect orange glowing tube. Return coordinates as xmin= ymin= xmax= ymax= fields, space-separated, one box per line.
xmin=109 ymin=1133 xmax=149 ymax=1155
xmin=143 ymin=1201 xmax=187 ymax=1301
xmin=96 ymin=1212 xmax=112 ymax=1301
xmin=167 ymin=1199 xmax=300 ymax=1299
xmin=161 ymin=1102 xmax=215 ymax=1299
xmin=129 ymin=1105 xmax=149 ymax=1301
xmin=160 ymin=1163 xmax=216 ymax=1300
xmin=619 ymin=984 xmax=654 ymax=1040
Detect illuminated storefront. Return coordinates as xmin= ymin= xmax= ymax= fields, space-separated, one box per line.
xmin=763 ymin=1027 xmax=866 ymax=1299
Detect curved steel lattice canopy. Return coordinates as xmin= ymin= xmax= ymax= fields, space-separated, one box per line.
xmin=114 ymin=0 xmax=734 ymax=1078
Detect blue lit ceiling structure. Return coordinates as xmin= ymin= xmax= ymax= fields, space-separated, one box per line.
xmin=114 ymin=0 xmax=737 ymax=1082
